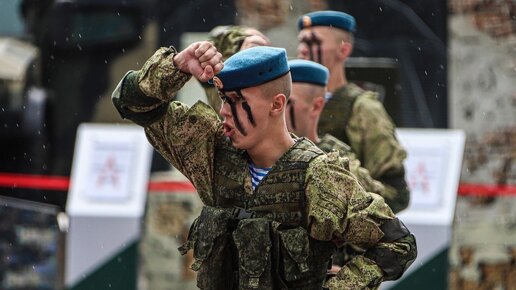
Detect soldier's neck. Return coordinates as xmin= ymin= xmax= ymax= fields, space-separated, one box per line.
xmin=247 ymin=129 xmax=295 ymax=168
xmin=328 ymin=65 xmax=347 ymax=93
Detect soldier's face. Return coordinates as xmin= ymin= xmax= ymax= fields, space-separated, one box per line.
xmin=286 ymin=83 xmax=313 ymax=137
xmin=219 ymin=87 xmax=271 ymax=150
xmin=297 ymin=27 xmax=342 ymax=69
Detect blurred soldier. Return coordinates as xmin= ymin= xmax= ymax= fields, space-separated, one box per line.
xmin=112 ymin=43 xmax=417 ymax=289
xmin=297 ymin=10 xmax=410 ymax=213
xmin=286 ymin=59 xmax=386 ymax=203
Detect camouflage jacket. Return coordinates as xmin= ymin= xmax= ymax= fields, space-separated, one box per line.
xmin=318 ymin=84 xmax=410 ymax=213
xmin=112 ymin=47 xmax=417 ymax=290
xmin=317 ymin=134 xmax=406 ymax=214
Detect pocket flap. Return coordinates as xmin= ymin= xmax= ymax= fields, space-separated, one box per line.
xmin=192 ymin=206 xmax=232 ymax=266
xmin=279 ymin=227 xmax=310 ymax=274
xmin=233 ymin=219 xmax=272 ymax=288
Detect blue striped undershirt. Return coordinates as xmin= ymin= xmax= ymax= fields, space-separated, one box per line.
xmin=248 ymin=162 xmax=272 ymax=190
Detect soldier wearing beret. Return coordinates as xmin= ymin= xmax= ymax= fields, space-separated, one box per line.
xmin=287 ymin=59 xmax=386 ymax=205
xmin=297 ymin=10 xmax=410 ymax=213
xmin=112 ymin=42 xmax=417 ymax=289
xmin=287 ymin=58 xmax=406 ymax=274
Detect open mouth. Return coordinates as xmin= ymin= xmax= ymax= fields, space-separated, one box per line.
xmin=222 ymin=122 xmax=235 ymax=138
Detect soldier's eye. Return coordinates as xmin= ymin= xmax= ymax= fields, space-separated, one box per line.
xmin=220 ymin=94 xmax=234 ymax=104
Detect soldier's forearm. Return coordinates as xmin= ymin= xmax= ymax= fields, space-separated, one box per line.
xmin=111 ymin=47 xmax=193 ymax=126
xmin=364 ymin=218 xmax=417 ymax=281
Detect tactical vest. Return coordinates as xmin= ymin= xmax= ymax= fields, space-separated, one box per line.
xmin=317 ymin=83 xmax=364 ymax=145
xmin=179 ymin=138 xmax=336 ymax=290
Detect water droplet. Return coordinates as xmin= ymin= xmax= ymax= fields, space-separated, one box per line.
xmin=202 ymin=18 xmax=206 ymax=23
xmin=379 ymin=7 xmax=383 ymax=12
xmin=424 ymin=70 xmax=428 ymax=76
xmin=79 ymin=33 xmax=82 ymax=38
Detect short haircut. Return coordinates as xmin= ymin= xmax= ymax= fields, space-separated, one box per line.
xmin=332 ymin=27 xmax=354 ymax=45
xmin=259 ymin=72 xmax=292 ymax=99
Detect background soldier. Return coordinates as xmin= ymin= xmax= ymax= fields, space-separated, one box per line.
xmin=286 ymin=59 xmax=386 ymax=204
xmin=112 ymin=43 xmax=417 ymax=289
xmin=297 ymin=10 xmax=410 ymax=213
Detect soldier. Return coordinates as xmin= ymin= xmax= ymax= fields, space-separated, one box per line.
xmin=286 ymin=59 xmax=386 ymax=205
xmin=112 ymin=43 xmax=417 ymax=289
xmin=286 ymin=59 xmax=393 ymax=274
xmin=204 ymin=25 xmax=271 ymax=111
xmin=297 ymin=10 xmax=410 ymax=213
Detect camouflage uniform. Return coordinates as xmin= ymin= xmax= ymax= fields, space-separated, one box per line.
xmin=318 ymin=83 xmax=410 ymax=213
xmin=112 ymin=47 xmax=417 ymax=290
xmin=317 ymin=134 xmax=385 ymax=203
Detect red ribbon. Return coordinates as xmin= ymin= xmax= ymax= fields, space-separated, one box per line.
xmin=0 ymin=173 xmax=195 ymax=193
xmin=0 ymin=173 xmax=514 ymax=196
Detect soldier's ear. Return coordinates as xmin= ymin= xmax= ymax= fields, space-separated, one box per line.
xmin=338 ymin=41 xmax=352 ymax=60
xmin=312 ymin=96 xmax=325 ymax=115
xmin=271 ymin=93 xmax=287 ymax=116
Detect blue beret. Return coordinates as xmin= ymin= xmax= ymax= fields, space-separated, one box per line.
xmin=297 ymin=10 xmax=356 ymax=32
xmin=212 ymin=46 xmax=289 ymax=92
xmin=288 ymin=59 xmax=329 ymax=86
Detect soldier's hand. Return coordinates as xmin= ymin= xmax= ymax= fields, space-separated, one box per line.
xmin=173 ymin=41 xmax=224 ymax=82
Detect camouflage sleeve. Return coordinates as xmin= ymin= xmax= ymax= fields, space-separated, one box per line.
xmin=112 ymin=47 xmax=220 ymax=206
xmin=346 ymin=93 xmax=410 ymax=213
xmin=305 ymin=153 xmax=417 ymax=289
xmin=317 ymin=134 xmax=386 ymax=210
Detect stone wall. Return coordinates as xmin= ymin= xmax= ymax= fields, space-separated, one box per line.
xmin=448 ymin=1 xmax=516 ymax=289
